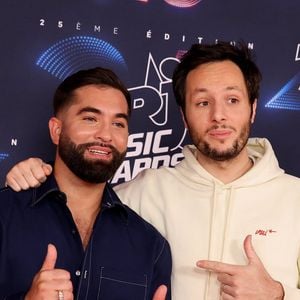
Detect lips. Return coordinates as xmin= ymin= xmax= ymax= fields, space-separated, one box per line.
xmin=87 ymin=146 xmax=112 ymax=159
xmin=88 ymin=149 xmax=109 ymax=155
xmin=208 ymin=128 xmax=233 ymax=140
xmin=209 ymin=129 xmax=232 ymax=137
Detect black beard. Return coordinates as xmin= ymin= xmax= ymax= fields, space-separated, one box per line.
xmin=58 ymin=132 xmax=126 ymax=183
xmin=200 ymin=138 xmax=246 ymax=161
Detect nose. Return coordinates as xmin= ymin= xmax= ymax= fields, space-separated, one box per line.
xmin=211 ymin=101 xmax=226 ymax=123
xmin=94 ymin=122 xmax=112 ymax=142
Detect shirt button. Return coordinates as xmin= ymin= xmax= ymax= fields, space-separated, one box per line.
xmin=75 ymin=270 xmax=81 ymax=276
xmin=72 ymin=229 xmax=76 ymax=235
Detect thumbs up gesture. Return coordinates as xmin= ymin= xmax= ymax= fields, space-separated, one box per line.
xmin=25 ymin=244 xmax=73 ymax=300
xmin=196 ymin=235 xmax=284 ymax=300
xmin=152 ymin=285 xmax=167 ymax=300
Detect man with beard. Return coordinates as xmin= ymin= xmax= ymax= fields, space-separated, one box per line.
xmin=6 ymin=42 xmax=300 ymax=299
xmin=0 ymin=67 xmax=171 ymax=300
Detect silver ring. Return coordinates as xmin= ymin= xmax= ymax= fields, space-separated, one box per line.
xmin=58 ymin=290 xmax=64 ymax=300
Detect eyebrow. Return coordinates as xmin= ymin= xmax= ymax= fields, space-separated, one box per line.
xmin=77 ymin=106 xmax=129 ymax=122
xmin=191 ymin=85 xmax=243 ymax=95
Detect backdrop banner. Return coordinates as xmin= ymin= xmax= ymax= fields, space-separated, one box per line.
xmin=1 ymin=0 xmax=300 ymax=185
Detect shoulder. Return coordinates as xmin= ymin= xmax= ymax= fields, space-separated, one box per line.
xmin=124 ymin=203 xmax=165 ymax=238
xmin=123 ymin=204 xmax=170 ymax=253
xmin=278 ymin=172 xmax=300 ymax=186
xmin=115 ymin=166 xmax=175 ymax=193
xmin=0 ymin=187 xmax=33 ymax=220
xmin=0 ymin=186 xmax=33 ymax=204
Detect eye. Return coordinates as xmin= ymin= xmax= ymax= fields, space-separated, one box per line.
xmin=228 ymin=98 xmax=239 ymax=104
xmin=83 ymin=116 xmax=97 ymax=122
xmin=197 ymin=100 xmax=209 ymax=107
xmin=112 ymin=121 xmax=126 ymax=128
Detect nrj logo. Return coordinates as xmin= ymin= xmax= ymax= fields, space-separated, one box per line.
xmin=137 ymin=0 xmax=202 ymax=8
xmin=111 ymin=53 xmax=189 ymax=184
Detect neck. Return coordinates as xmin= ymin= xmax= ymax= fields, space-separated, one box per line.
xmin=196 ymin=149 xmax=253 ymax=184
xmin=53 ymin=155 xmax=106 ymax=216
xmin=54 ymin=156 xmax=106 ymax=249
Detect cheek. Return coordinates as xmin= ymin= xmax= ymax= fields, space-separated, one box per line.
xmin=64 ymin=125 xmax=92 ymax=142
xmin=114 ymin=132 xmax=128 ymax=150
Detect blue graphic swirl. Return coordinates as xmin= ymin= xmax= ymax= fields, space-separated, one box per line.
xmin=0 ymin=153 xmax=9 ymax=163
xmin=36 ymin=36 xmax=127 ymax=79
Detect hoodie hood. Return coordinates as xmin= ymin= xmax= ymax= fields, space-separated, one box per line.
xmin=175 ymin=137 xmax=284 ymax=188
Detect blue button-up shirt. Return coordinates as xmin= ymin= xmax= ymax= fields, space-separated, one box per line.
xmin=0 ymin=175 xmax=171 ymax=299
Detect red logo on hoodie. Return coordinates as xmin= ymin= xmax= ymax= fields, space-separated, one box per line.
xmin=255 ymin=229 xmax=277 ymax=236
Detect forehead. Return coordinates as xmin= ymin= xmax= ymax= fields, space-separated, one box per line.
xmin=186 ymin=60 xmax=246 ymax=90
xmin=70 ymin=84 xmax=129 ymax=113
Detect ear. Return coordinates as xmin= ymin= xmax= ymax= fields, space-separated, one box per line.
xmin=250 ymin=99 xmax=257 ymax=124
xmin=49 ymin=117 xmax=62 ymax=145
xmin=180 ymin=108 xmax=188 ymax=129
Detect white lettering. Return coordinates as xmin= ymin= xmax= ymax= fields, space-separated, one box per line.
xmin=111 ymin=160 xmax=131 ymax=184
xmin=76 ymin=22 xmax=81 ymax=31
xmin=143 ymin=132 xmax=154 ymax=155
xmin=164 ymin=33 xmax=170 ymax=40
xmin=152 ymin=129 xmax=171 ymax=153
xmin=111 ymin=152 xmax=184 ymax=184
xmin=295 ymin=44 xmax=300 ymax=61
xmin=171 ymin=152 xmax=184 ymax=166
xmin=248 ymin=42 xmax=254 ymax=50
xmin=151 ymin=155 xmax=170 ymax=168
xmin=133 ymin=98 xmax=144 ymax=109
xmin=197 ymin=37 xmax=203 ymax=43
xmin=94 ymin=25 xmax=101 ymax=32
xmin=127 ymin=133 xmax=144 ymax=157
xmin=132 ymin=158 xmax=152 ymax=179
xmin=11 ymin=139 xmax=17 ymax=146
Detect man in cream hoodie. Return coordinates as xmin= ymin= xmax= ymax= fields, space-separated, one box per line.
xmin=6 ymin=42 xmax=300 ymax=299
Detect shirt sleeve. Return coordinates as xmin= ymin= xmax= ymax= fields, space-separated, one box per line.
xmin=149 ymin=238 xmax=172 ymax=300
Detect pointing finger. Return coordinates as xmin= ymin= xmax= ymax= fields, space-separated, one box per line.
xmin=196 ymin=260 xmax=238 ymax=275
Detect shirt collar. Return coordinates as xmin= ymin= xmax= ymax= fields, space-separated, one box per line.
xmin=30 ymin=174 xmax=128 ymax=220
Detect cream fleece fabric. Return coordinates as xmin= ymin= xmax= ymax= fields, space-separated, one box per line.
xmin=115 ymin=138 xmax=300 ymax=300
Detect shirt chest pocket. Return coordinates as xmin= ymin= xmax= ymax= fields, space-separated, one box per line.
xmin=97 ymin=266 xmax=148 ymax=300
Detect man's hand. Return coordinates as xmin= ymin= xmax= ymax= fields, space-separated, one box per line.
xmin=5 ymin=158 xmax=52 ymax=191
xmin=25 ymin=244 xmax=73 ymax=300
xmin=196 ymin=235 xmax=284 ymax=300
xmin=153 ymin=285 xmax=167 ymax=300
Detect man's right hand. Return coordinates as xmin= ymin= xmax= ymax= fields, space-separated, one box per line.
xmin=25 ymin=244 xmax=73 ymax=300
xmin=5 ymin=158 xmax=52 ymax=191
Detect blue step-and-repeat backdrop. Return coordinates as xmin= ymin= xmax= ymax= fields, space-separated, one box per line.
xmin=1 ymin=0 xmax=300 ymax=185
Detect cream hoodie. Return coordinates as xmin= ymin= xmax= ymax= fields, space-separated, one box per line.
xmin=115 ymin=138 xmax=300 ymax=299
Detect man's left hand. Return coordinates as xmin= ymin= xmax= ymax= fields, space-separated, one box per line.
xmin=196 ymin=235 xmax=284 ymax=299
xmin=152 ymin=285 xmax=167 ymax=300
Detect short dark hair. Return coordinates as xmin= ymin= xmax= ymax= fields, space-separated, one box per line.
xmin=53 ymin=67 xmax=131 ymax=116
xmin=172 ymin=41 xmax=262 ymax=112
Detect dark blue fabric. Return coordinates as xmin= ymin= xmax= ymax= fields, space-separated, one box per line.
xmin=0 ymin=175 xmax=172 ymax=299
